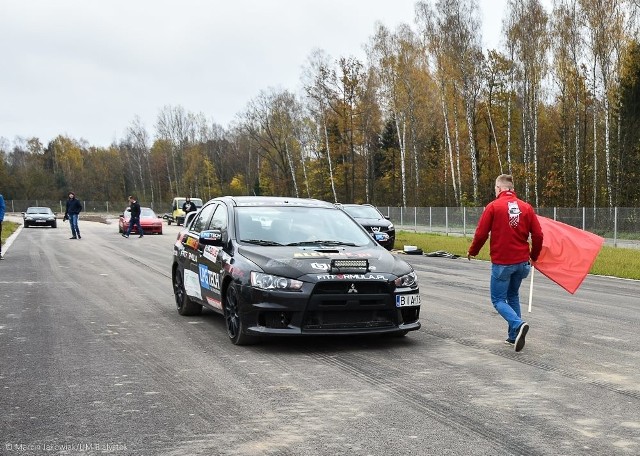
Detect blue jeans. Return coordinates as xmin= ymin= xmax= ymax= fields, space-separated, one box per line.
xmin=490 ymin=262 xmax=530 ymax=340
xmin=68 ymin=214 xmax=80 ymax=238
xmin=126 ymin=217 xmax=143 ymax=236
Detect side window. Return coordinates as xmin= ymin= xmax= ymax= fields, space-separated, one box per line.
xmin=207 ymin=204 xmax=228 ymax=237
xmin=191 ymin=203 xmax=216 ymax=233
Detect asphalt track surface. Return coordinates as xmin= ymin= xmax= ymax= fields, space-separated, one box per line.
xmin=1 ymin=219 xmax=639 ymax=455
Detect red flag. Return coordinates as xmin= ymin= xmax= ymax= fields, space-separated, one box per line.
xmin=532 ymin=216 xmax=604 ymax=294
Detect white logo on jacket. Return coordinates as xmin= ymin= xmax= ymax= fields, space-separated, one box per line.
xmin=507 ymin=201 xmax=521 ymax=227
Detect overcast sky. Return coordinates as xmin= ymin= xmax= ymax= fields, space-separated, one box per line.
xmin=0 ymin=0 xmax=548 ymax=148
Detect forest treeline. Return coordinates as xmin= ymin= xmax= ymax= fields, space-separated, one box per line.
xmin=2 ymin=0 xmax=640 ymax=208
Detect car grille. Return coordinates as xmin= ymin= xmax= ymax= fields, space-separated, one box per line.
xmin=303 ymin=281 xmax=397 ymax=330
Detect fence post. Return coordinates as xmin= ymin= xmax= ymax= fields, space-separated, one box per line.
xmin=553 ymin=207 xmax=557 ymax=221
xmin=400 ymin=206 xmax=403 ymax=228
xmin=463 ymin=207 xmax=466 ymax=237
xmin=445 ymin=207 xmax=449 ymax=235
xmin=429 ymin=207 xmax=432 ymax=232
xmin=614 ymin=207 xmax=618 ymax=248
xmin=582 ymin=207 xmax=586 ymax=231
xmin=414 ymin=207 xmax=417 ymax=232
xmin=106 ymin=201 xmax=109 ymax=213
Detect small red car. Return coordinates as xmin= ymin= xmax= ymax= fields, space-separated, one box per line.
xmin=119 ymin=207 xmax=163 ymax=235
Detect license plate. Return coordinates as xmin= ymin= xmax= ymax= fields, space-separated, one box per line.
xmin=35 ymin=220 xmax=46 ymax=223
xmin=396 ymin=294 xmax=421 ymax=307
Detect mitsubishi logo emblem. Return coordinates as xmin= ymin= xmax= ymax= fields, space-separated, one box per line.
xmin=372 ymin=227 xmax=380 ymax=232
xmin=348 ymin=284 xmax=358 ymax=293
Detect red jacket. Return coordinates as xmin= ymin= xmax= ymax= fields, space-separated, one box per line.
xmin=468 ymin=190 xmax=543 ymax=265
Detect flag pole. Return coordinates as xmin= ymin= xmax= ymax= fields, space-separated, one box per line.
xmin=528 ymin=265 xmax=535 ymax=313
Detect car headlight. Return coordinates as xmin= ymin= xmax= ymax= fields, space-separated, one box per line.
xmin=25 ymin=216 xmax=33 ymax=221
xmin=251 ymin=271 xmax=303 ymax=291
xmin=394 ymin=271 xmax=417 ymax=288
xmin=388 ymin=223 xmax=394 ymax=230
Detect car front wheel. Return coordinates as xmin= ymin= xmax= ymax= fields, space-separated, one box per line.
xmin=173 ymin=268 xmax=202 ymax=316
xmin=224 ymin=284 xmax=256 ymax=345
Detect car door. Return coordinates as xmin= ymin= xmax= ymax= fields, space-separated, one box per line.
xmin=197 ymin=203 xmax=229 ymax=312
xmin=181 ymin=202 xmax=217 ymax=305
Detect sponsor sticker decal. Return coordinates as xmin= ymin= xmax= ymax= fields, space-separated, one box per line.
xmin=184 ymin=270 xmax=202 ymax=300
xmin=316 ymin=274 xmax=386 ymax=280
xmin=206 ymin=296 xmax=223 ymax=310
xmin=198 ymin=264 xmax=220 ymax=291
xmin=203 ymin=245 xmax=219 ymax=262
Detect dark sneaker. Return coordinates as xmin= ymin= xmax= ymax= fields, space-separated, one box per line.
xmin=504 ymin=339 xmax=515 ymax=346
xmin=69 ymin=237 xmax=77 ymax=239
xmin=139 ymin=235 xmax=144 ymax=238
xmin=122 ymin=234 xmax=129 ymax=238
xmin=515 ymin=323 xmax=529 ymax=352
xmin=77 ymin=235 xmax=81 ymax=239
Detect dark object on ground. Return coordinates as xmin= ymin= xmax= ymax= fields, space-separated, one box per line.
xmin=425 ymin=250 xmax=460 ymax=259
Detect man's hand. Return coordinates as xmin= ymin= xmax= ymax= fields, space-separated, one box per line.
xmin=467 ymin=252 xmax=473 ymax=261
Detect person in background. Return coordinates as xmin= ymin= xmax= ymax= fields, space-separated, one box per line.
xmin=63 ymin=191 xmax=83 ymax=240
xmin=182 ymin=196 xmax=197 ymax=215
xmin=122 ymin=195 xmax=143 ymax=238
xmin=467 ymin=174 xmax=543 ymax=352
xmin=0 ymin=192 xmax=5 ymax=259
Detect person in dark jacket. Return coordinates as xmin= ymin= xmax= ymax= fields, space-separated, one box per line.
xmin=467 ymin=174 xmax=543 ymax=352
xmin=182 ymin=196 xmax=197 ymax=215
xmin=122 ymin=195 xmax=144 ymax=238
xmin=63 ymin=191 xmax=83 ymax=239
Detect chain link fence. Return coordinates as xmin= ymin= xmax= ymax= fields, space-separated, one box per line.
xmin=381 ymin=206 xmax=640 ymax=249
xmin=4 ymin=200 xmax=640 ymax=248
xmin=3 ymin=200 xmax=169 ymax=217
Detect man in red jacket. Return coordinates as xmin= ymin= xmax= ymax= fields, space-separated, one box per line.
xmin=467 ymin=174 xmax=543 ymax=352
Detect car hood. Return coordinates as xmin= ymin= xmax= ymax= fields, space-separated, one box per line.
xmin=237 ymin=244 xmax=410 ymax=279
xmin=353 ymin=217 xmax=391 ymax=225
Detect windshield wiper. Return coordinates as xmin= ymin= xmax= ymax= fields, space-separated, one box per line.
xmin=240 ymin=239 xmax=283 ymax=246
xmin=286 ymin=240 xmax=358 ymax=247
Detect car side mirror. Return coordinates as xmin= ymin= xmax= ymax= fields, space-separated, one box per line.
xmin=199 ymin=230 xmax=223 ymax=247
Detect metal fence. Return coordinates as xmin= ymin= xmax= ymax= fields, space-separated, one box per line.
xmin=3 ymin=200 xmax=169 ymax=216
xmin=382 ymin=206 xmax=640 ymax=249
xmin=4 ymin=200 xmax=640 ymax=248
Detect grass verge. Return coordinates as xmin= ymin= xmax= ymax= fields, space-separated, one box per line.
xmin=396 ymin=231 xmax=640 ymax=280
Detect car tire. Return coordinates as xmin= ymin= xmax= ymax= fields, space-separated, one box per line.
xmin=52 ymin=222 xmax=57 ymax=228
xmin=224 ymin=284 xmax=256 ymax=345
xmin=24 ymin=222 xmax=29 ymax=228
xmin=173 ymin=268 xmax=202 ymax=316
xmin=167 ymin=220 xmax=172 ymax=225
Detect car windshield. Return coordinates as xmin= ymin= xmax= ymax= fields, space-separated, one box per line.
xmin=26 ymin=207 xmax=52 ymax=215
xmin=343 ymin=205 xmax=384 ymax=219
xmin=176 ymin=198 xmax=203 ymax=209
xmin=235 ymin=206 xmax=373 ymax=246
xmin=141 ymin=208 xmax=157 ymax=218
xmin=124 ymin=208 xmax=157 ymax=218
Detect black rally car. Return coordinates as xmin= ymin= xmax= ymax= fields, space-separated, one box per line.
xmin=172 ymin=196 xmax=421 ymax=345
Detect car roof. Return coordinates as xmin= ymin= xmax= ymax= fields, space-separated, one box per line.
xmin=211 ymin=196 xmax=336 ymax=209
